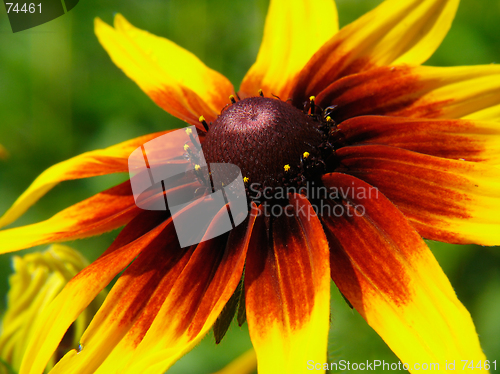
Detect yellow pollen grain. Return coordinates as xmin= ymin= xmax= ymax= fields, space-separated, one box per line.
xmin=199 ymin=115 xmax=206 ymax=123
xmin=195 ymin=164 xmax=201 ymax=171
xmin=243 ymin=176 xmax=249 ymax=183
xmin=303 ymin=152 xmax=310 ymax=159
xmin=284 ymin=164 xmax=291 ymax=172
xmin=185 ymin=128 xmax=193 ymax=135
xmin=183 ymin=144 xmax=190 ymax=151
xmin=326 ymin=116 xmax=332 ymax=122
xmin=309 ymin=96 xmax=315 ymax=102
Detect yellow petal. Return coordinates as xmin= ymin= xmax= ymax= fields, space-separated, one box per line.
xmin=466 ymin=103 xmax=500 ymax=122
xmin=0 ymin=130 xmax=170 ymax=230
xmin=422 ymin=65 xmax=500 ymax=120
xmin=323 ymin=173 xmax=488 ymax=372
xmin=291 ymin=0 xmax=459 ymax=104
xmin=239 ymin=0 xmax=337 ymax=100
xmin=377 ymin=65 xmax=500 ymax=120
xmin=0 ymin=182 xmax=138 ymax=255
xmin=315 ymin=64 xmax=500 ymax=123
xmin=95 ymin=15 xmax=235 ymax=127
xmin=245 ymin=196 xmax=330 ymax=374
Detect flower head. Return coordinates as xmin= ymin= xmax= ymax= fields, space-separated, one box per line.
xmin=1 ymin=0 xmax=499 ymax=373
xmin=0 ymin=245 xmax=104 ymax=374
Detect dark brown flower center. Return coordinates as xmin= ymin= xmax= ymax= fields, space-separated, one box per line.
xmin=202 ymin=97 xmax=337 ymax=201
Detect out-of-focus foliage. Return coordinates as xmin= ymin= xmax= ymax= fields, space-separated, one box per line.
xmin=0 ymin=0 xmax=499 ymax=372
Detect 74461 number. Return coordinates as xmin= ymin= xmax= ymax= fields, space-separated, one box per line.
xmin=5 ymin=3 xmax=41 ymax=13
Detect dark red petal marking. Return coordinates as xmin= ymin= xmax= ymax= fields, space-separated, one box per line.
xmin=337 ymin=115 xmax=499 ymax=163
xmin=81 ymin=200 xmax=219 ymax=368
xmin=73 ymin=217 xmax=173 ymax=293
xmin=40 ymin=181 xmax=139 ymax=245
xmin=245 ymin=195 xmax=330 ymax=333
xmin=321 ymin=173 xmax=422 ymax=311
xmin=314 ymin=65 xmax=451 ymax=123
xmin=334 ymin=144 xmax=493 ymax=244
xmin=124 ymin=202 xmax=258 ymax=347
xmin=62 ymin=202 xmax=257 ymax=372
xmin=311 ymin=65 xmax=500 ymax=123
xmin=77 ymin=216 xmax=190 ymax=374
xmin=290 ymin=37 xmax=375 ymax=108
xmin=290 ymin=0 xmax=455 ymax=107
xmin=61 ymin=180 xmax=136 ymax=229
xmin=21 ymin=178 xmax=201 ymax=251
xmin=184 ymin=202 xmax=259 ymax=336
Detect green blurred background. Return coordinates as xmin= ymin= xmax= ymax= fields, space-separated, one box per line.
xmin=0 ymin=0 xmax=499 ymax=372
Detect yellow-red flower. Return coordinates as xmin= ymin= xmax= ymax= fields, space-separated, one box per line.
xmin=0 ymin=0 xmax=499 ymax=373
xmin=0 ymin=245 xmax=105 ymax=374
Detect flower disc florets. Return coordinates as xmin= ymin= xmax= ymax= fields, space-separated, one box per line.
xmin=203 ymin=97 xmax=338 ymax=202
